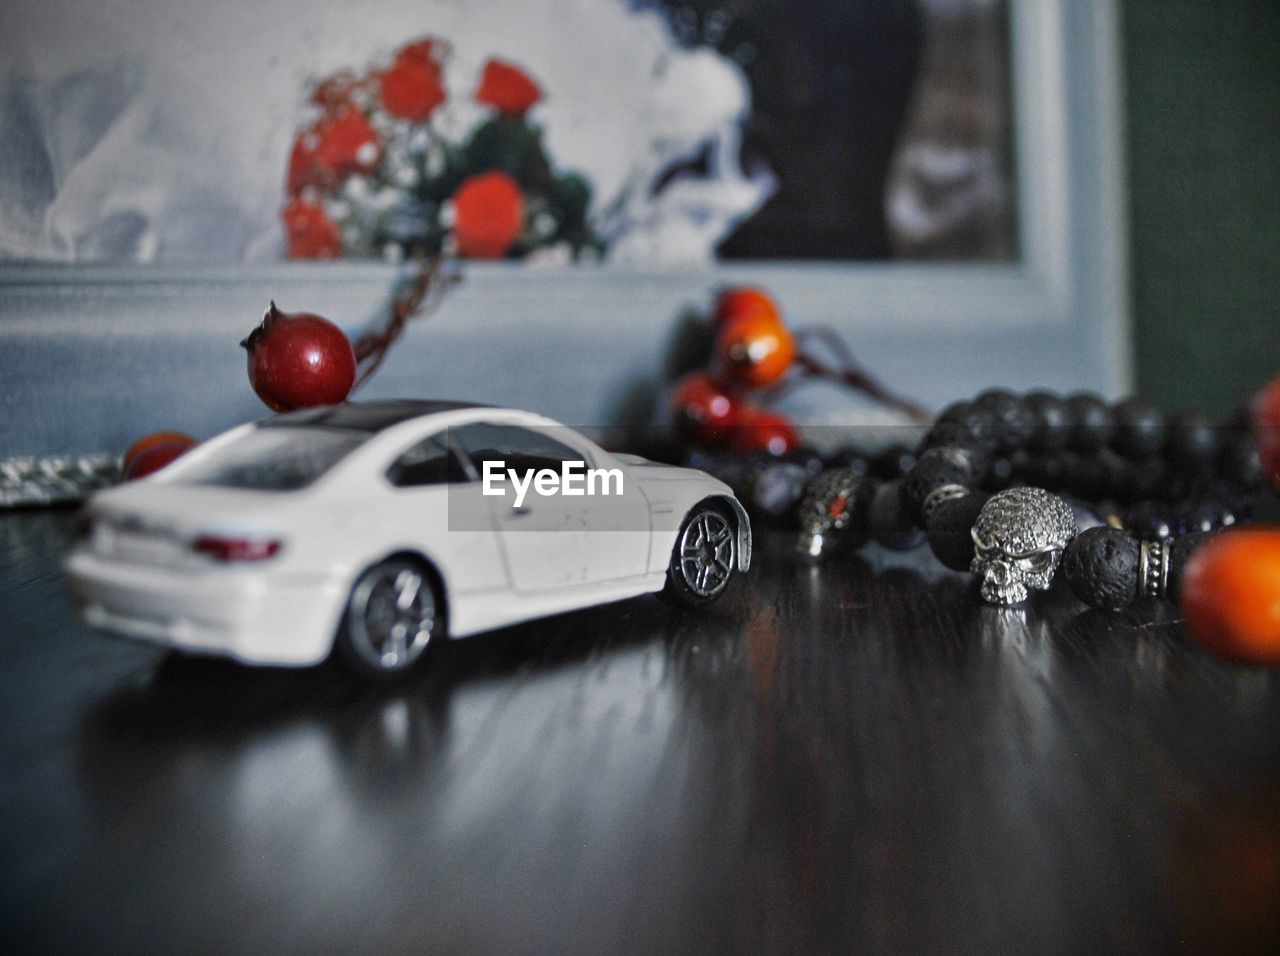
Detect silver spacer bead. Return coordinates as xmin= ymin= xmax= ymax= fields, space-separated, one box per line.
xmin=1137 ymin=538 xmax=1171 ymax=600
xmin=921 ymin=483 xmax=970 ymax=521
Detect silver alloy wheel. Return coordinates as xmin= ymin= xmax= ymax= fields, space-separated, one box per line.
xmin=347 ymin=561 xmax=436 ymax=672
xmin=677 ymin=510 xmax=735 ymax=598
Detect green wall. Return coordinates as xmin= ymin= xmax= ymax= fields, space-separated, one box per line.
xmin=1124 ymin=0 xmax=1280 ymax=416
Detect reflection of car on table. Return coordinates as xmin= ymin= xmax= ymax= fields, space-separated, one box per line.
xmin=68 ymin=401 xmax=751 ymax=677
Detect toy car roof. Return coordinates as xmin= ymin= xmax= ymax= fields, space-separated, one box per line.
xmin=257 ymin=400 xmax=496 ymax=434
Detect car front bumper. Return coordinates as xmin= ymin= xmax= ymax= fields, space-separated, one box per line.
xmin=66 ymin=549 xmax=347 ymax=666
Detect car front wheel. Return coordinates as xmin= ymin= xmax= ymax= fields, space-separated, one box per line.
xmin=336 ymin=558 xmax=441 ymax=678
xmin=660 ymin=503 xmax=737 ymax=607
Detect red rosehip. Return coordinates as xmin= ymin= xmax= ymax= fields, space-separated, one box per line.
xmin=475 ymin=58 xmax=542 ymax=117
xmin=121 ymin=432 xmax=196 ymax=481
xmin=730 ymin=408 xmax=800 ymax=456
xmin=1252 ymin=374 xmax=1280 ymax=493
xmin=671 ymin=371 xmax=744 ymax=446
xmin=241 ymin=302 xmax=356 ymax=412
xmin=715 ymin=311 xmax=795 ymax=389
xmin=713 ymin=286 xmax=782 ymax=329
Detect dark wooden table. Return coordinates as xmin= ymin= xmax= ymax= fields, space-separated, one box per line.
xmin=2 ymin=510 xmax=1278 ymax=954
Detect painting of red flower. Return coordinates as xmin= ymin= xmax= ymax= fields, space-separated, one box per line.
xmin=452 ymin=171 xmax=524 ymax=259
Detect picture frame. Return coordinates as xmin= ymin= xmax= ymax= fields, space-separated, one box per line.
xmin=0 ymin=0 xmax=1127 ymax=458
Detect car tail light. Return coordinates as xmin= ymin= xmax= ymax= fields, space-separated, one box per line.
xmin=192 ymin=535 xmax=282 ymax=563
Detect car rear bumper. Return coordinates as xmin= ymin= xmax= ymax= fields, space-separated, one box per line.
xmin=66 ymin=550 xmax=346 ymax=666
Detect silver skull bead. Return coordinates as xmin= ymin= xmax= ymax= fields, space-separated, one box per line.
xmin=970 ymin=487 xmax=1078 ymax=605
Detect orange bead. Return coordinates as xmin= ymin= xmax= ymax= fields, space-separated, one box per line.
xmin=122 ymin=431 xmax=196 ymax=477
xmin=1180 ymin=528 xmax=1280 ymax=666
xmin=715 ymin=312 xmax=795 ymax=389
xmin=714 ymin=286 xmax=783 ymax=329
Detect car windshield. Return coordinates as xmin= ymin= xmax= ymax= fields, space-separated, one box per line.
xmin=171 ymin=428 xmax=367 ymax=491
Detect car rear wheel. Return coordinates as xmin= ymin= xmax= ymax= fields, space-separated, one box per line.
xmin=660 ymin=503 xmax=737 ymax=607
xmin=336 ymin=558 xmax=441 ymax=678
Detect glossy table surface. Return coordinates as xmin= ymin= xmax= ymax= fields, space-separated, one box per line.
xmin=2 ymin=510 xmax=1278 ymax=954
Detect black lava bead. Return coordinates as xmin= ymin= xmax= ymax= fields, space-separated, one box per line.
xmin=919 ymin=421 xmax=992 ymax=470
xmin=872 ymin=445 xmax=916 ymax=480
xmin=826 ymin=448 xmax=871 ymax=475
xmin=983 ymin=457 xmax=1015 ymax=491
xmin=1129 ymin=457 xmax=1169 ymax=500
xmin=1065 ymin=452 xmax=1107 ymax=500
xmin=1090 ymin=448 xmax=1131 ymax=500
xmin=868 ymin=480 xmax=926 ymax=551
xmin=1124 ymin=501 xmax=1172 ymax=540
xmin=1022 ymin=452 xmax=1068 ymax=491
xmin=781 ymin=447 xmax=829 ymax=476
xmin=901 ymin=447 xmax=975 ymax=523
xmin=1062 ymin=527 xmax=1141 ymax=610
xmin=1066 ymin=393 xmax=1115 ymax=452
xmin=925 ymin=492 xmax=988 ymax=571
xmin=935 ymin=401 xmax=973 ymax=426
xmin=1220 ymin=431 xmax=1264 ymax=487
xmin=1113 ymin=397 xmax=1167 ymax=460
xmin=973 ymin=389 xmax=1038 ymax=452
xmin=1025 ymin=390 xmax=1072 ymax=452
xmin=1166 ymin=409 xmax=1219 ymax=465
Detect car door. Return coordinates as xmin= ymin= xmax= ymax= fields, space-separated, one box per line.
xmin=383 ymin=432 xmax=506 ymax=594
xmin=449 ymin=422 xmax=589 ymax=593
xmin=569 ymin=448 xmax=653 ymax=585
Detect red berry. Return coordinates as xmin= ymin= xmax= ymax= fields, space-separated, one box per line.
xmin=715 ymin=311 xmax=795 ymax=389
xmin=122 ymin=433 xmax=196 ymax=481
xmin=730 ymin=408 xmax=800 ymax=456
xmin=713 ymin=286 xmax=782 ymax=329
xmin=1253 ymin=374 xmax=1280 ymax=493
xmin=241 ymin=302 xmax=356 ymax=412
xmin=671 ymin=371 xmax=744 ymax=446
xmin=1180 ymin=528 xmax=1280 ymax=665
xmin=122 ymin=431 xmax=196 ymax=476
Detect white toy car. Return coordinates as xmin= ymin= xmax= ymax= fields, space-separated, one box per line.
xmin=67 ymin=401 xmax=751 ymax=677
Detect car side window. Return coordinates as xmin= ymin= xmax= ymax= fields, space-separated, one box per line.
xmin=449 ymin=423 xmax=586 ymax=476
xmin=386 ymin=435 xmax=471 ymax=487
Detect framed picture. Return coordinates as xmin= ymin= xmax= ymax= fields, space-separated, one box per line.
xmin=0 ymin=0 xmax=1126 ymax=457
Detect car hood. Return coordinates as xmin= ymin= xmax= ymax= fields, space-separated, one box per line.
xmin=616 ymin=454 xmax=709 ymax=483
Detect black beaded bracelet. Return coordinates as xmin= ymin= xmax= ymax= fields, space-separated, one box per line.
xmin=891 ymin=389 xmax=1263 ymax=607
xmin=674 ymin=389 xmax=1264 ymax=609
xmin=777 ymin=390 xmax=1263 ymax=609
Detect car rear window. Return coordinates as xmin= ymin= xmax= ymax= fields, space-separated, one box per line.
xmin=172 ymin=428 xmax=367 ymax=490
